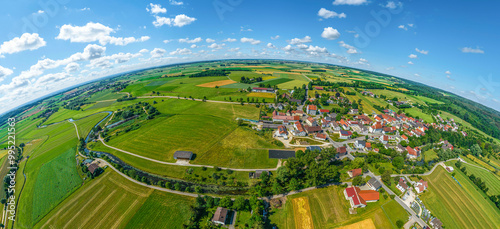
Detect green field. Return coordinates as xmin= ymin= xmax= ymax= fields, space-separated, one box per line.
xmin=449 ymin=161 xmax=500 ymax=196
xmin=424 ymin=149 xmax=438 ymax=163
xmin=35 ymin=170 xmax=153 ymax=228
xmin=125 ymin=190 xmax=194 ymax=228
xmin=269 ymin=185 xmax=407 ymax=228
xmin=420 ymin=166 xmax=500 ymax=229
xmin=74 ymin=112 xmax=108 ymax=138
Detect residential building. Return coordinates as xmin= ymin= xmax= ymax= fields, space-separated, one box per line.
xmin=304 ymin=125 xmax=322 ymax=134
xmin=306 ymin=117 xmax=317 ymax=126
xmin=315 ymin=133 xmax=327 ymax=141
xmin=339 ymin=130 xmax=352 ymax=139
xmin=275 ymin=125 xmax=288 ymax=140
xmin=396 ymin=177 xmax=409 ymax=192
xmin=212 ymin=207 xmax=229 ymax=225
xmin=252 ymin=87 xmax=275 ymax=93
xmin=415 ymin=179 xmax=428 ymax=193
xmin=344 ymin=186 xmax=379 ymax=208
xmin=337 ymin=146 xmax=348 ymax=157
xmin=367 ymin=177 xmax=382 ymax=191
xmin=306 ymin=105 xmax=318 ymax=115
xmin=347 ymin=168 xmax=363 ymax=178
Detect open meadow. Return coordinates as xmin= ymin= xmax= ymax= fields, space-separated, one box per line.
xmin=269 ymin=185 xmax=407 ymax=229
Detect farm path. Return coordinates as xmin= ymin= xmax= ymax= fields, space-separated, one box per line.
xmin=98 ymin=137 xmax=278 ymax=171
xmin=137 ymin=96 xmax=242 ymax=104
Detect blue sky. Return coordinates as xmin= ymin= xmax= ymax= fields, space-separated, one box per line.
xmin=0 ymin=0 xmax=499 ymax=114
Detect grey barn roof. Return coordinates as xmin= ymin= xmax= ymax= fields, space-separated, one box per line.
xmin=173 ymin=151 xmax=193 ymax=160
xmin=368 ymin=177 xmax=382 ymax=189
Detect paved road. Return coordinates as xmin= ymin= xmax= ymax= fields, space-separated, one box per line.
xmin=390 ymin=159 xmax=459 ymax=177
xmin=98 ymin=138 xmax=278 ymax=171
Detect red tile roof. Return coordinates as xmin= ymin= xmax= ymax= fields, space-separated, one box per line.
xmin=307 ymin=105 xmax=317 ymax=110
xmin=349 ymin=168 xmax=363 ymax=177
xmin=358 ymin=190 xmax=380 ymax=201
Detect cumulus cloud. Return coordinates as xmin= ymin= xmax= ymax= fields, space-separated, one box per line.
xmin=56 ymin=22 xmax=149 ymax=46
xmin=288 ymin=36 xmax=312 ymax=45
xmin=228 ymin=47 xmax=240 ymax=52
xmin=415 ymin=48 xmax=428 ymax=55
xmin=65 ymin=62 xmax=80 ymax=73
xmin=398 ymin=25 xmax=407 ymax=31
xmin=321 ymin=27 xmax=341 ymax=40
xmin=0 ymin=66 xmax=14 ymax=80
xmin=318 ymin=8 xmax=346 ymax=19
xmin=170 ymin=48 xmax=192 ymax=55
xmin=267 ymin=43 xmax=276 ymax=49
xmin=146 ymin=3 xmax=166 ymax=14
xmin=408 ymin=61 xmax=414 ymax=65
xmin=87 ymin=52 xmax=142 ymax=69
xmin=223 ymin=38 xmax=237 ymax=42
xmin=0 ymin=33 xmax=46 ymax=55
xmin=445 ymin=70 xmax=451 ymax=75
xmin=333 ymin=0 xmax=367 ymax=5
xmin=409 ymin=54 xmax=417 ymax=59
xmin=271 ymin=35 xmax=280 ymax=40
xmin=153 ymin=14 xmax=196 ymax=27
xmin=206 ymin=38 xmax=215 ymax=43
xmin=150 ymin=48 xmax=166 ymax=58
xmin=461 ymin=47 xmax=484 ymax=54
xmin=240 ymin=37 xmax=261 ymax=45
xmin=282 ymin=45 xmax=294 ymax=52
xmin=305 ymin=45 xmax=328 ymax=54
xmin=208 ymin=43 xmax=225 ymax=49
xmin=178 ymin=37 xmax=202 ymax=43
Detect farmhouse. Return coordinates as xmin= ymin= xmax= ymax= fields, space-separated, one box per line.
xmin=274 ymin=125 xmax=289 ymax=139
xmin=212 ymin=207 xmax=229 ymax=225
xmin=347 ymin=168 xmax=362 ymax=178
xmin=344 ymin=186 xmax=380 ymax=208
xmin=292 ymin=121 xmax=307 ymax=136
xmin=173 ymin=151 xmax=194 ymax=160
xmin=339 ymin=130 xmax=352 ymax=139
xmin=414 ymin=179 xmax=428 ymax=193
xmin=88 ymin=163 xmax=99 ymax=175
xmin=269 ymin=150 xmax=296 ymax=159
xmin=367 ymin=177 xmax=382 ymax=191
xmin=252 ymin=87 xmax=275 ymax=93
xmin=396 ymin=177 xmax=409 ymax=192
xmin=304 ymin=125 xmax=322 ymax=134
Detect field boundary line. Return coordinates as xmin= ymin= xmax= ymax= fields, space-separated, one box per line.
xmin=111 ymin=198 xmax=140 ymax=229
xmin=61 ymin=186 xmax=107 ymax=229
xmin=77 ymin=189 xmax=118 ymax=229
xmin=93 ymin=193 xmax=127 ymax=229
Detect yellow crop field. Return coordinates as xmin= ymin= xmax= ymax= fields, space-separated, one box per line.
xmin=247 ymin=92 xmax=276 ymax=98
xmin=336 ymin=219 xmax=376 ymax=229
xmin=196 ymin=79 xmax=236 ymax=88
xmin=292 ymin=197 xmax=314 ymax=229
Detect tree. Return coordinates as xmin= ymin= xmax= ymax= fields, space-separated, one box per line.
xmin=392 ymin=156 xmax=404 ymax=170
xmin=352 ymin=176 xmax=364 ymax=186
xmin=288 ymin=178 xmax=300 ymax=191
xmin=381 ymin=170 xmax=391 ymax=185
xmin=471 ymin=144 xmax=482 ymax=156
xmin=220 ymin=196 xmax=233 ymax=208
xmin=396 ymin=220 xmax=404 ymax=228
xmin=233 ymin=196 xmax=247 ymax=211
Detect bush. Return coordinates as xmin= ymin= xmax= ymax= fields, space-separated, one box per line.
xmin=396 ymin=220 xmax=404 ymax=228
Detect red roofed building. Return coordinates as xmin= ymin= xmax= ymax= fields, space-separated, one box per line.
xmin=315 ymin=133 xmax=327 ymax=141
xmin=272 ymin=111 xmax=300 ymax=123
xmin=319 ymin=109 xmax=330 ymax=114
xmin=307 ymin=105 xmax=318 ymax=115
xmin=415 ymin=179 xmax=428 ymax=193
xmin=347 ymin=168 xmax=363 ymax=178
xmin=344 ymin=187 xmax=379 ymax=208
xmin=406 ymin=146 xmax=419 ymax=159
xmin=275 ymin=126 xmax=288 ymax=140
xmin=337 ymin=146 xmax=347 ymax=157
xmin=314 ymin=86 xmax=324 ymax=90
xmin=252 ymin=87 xmax=275 ymax=93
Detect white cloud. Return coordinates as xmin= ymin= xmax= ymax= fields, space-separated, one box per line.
xmin=386 ymin=67 xmax=395 ymax=70
xmin=415 ymin=48 xmax=428 ymax=55
xmin=87 ymin=52 xmax=142 ymax=69
xmin=297 ymin=44 xmax=308 ymax=49
xmin=139 ymin=49 xmax=149 ymax=53
xmin=408 ymin=24 xmax=414 ymax=27
xmin=414 ymin=73 xmax=420 ymax=77
xmin=241 ymin=37 xmax=261 ymax=45
xmin=163 ymin=39 xmax=172 ymax=44
xmin=288 ymin=36 xmax=312 ymax=45
xmin=223 ymin=38 xmax=237 ymax=42
xmin=0 ymin=33 xmax=46 ymax=55
xmin=240 ymin=26 xmax=253 ymax=32
xmin=80 ymin=7 xmax=90 ymax=11
xmin=190 ymin=44 xmax=197 ymax=48
xmin=321 ymin=27 xmax=341 ymax=40
xmin=56 ymin=22 xmax=148 ymax=46
xmin=0 ymin=66 xmax=14 ymax=80
xmin=208 ymin=43 xmax=224 ymax=49
xmin=169 ymin=0 xmax=184 ymax=5
xmin=282 ymin=45 xmax=294 ymax=52
xmin=36 ymin=72 xmax=68 ymax=84
xmin=170 ymin=48 xmax=192 ymax=55
xmin=178 ymin=37 xmax=202 ymax=43
xmin=206 ymin=38 xmax=215 ymax=43
xmin=409 ymin=54 xmax=417 ymax=59
xmin=150 ymin=48 xmax=166 ymax=58
xmin=228 ymin=47 xmax=240 ymax=52
xmin=267 ymin=43 xmax=276 ymax=49
xmin=461 ymin=47 xmax=484 ymax=54
xmin=33 ymin=10 xmax=45 ymax=15
xmin=445 ymin=70 xmax=451 ymax=75
xmin=383 ymin=1 xmax=402 ymax=9
xmin=318 ymin=8 xmax=346 ymax=19
xmin=398 ymin=25 xmax=407 ymax=31
xmin=333 ymin=0 xmax=367 ymax=5
xmin=339 ymin=41 xmax=359 ymax=54
xmin=153 ymin=14 xmax=196 ymax=27
xmin=147 ymin=3 xmax=166 ymax=14
xmin=271 ymin=35 xmax=280 ymax=40
xmin=408 ymin=61 xmax=414 ymax=65
xmin=306 ymin=45 xmax=328 ymax=53
xmin=65 ymin=62 xmax=80 ymax=73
